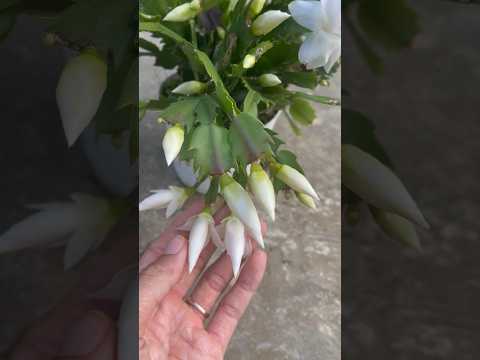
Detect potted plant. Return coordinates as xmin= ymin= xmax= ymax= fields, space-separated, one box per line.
xmin=139 ymin=0 xmax=341 ymax=276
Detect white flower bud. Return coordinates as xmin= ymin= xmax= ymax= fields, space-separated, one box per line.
xmin=275 ymin=164 xmax=319 ymax=200
xmin=224 ymin=217 xmax=246 ymax=278
xmin=258 ymin=73 xmax=282 ymax=87
xmin=371 ymin=208 xmax=421 ymax=251
xmin=251 ymin=10 xmax=290 ymax=36
xmin=188 ymin=212 xmax=213 ymax=272
xmin=162 ymin=124 xmax=184 ymax=166
xmin=243 ymin=54 xmax=256 ymax=69
xmin=220 ymin=175 xmax=264 ymax=248
xmin=139 ymin=186 xmax=190 ymax=217
xmin=163 ymin=0 xmax=201 ymax=22
xmin=172 ymin=80 xmax=207 ymax=95
xmin=296 ymin=192 xmax=316 ymax=209
xmin=56 ymin=50 xmax=107 ymax=146
xmin=248 ymin=0 xmax=266 ymax=19
xmin=248 ymin=163 xmax=276 ymax=221
xmin=342 ymin=145 xmax=429 ymax=228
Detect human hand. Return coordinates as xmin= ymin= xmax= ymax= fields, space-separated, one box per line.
xmin=139 ymin=199 xmax=267 ymax=359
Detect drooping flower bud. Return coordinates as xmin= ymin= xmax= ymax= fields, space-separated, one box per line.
xmin=296 ymin=192 xmax=316 ymax=209
xmin=258 ymin=73 xmax=282 ymax=87
xmin=188 ymin=212 xmax=213 ymax=272
xmin=371 ymin=207 xmax=421 ymax=251
xmin=251 ymin=10 xmax=290 ymax=36
xmin=162 ymin=124 xmax=184 ymax=166
xmin=342 ymin=145 xmax=429 ymax=229
xmin=163 ymin=0 xmax=202 ymax=22
xmin=139 ymin=186 xmax=191 ymax=218
xmin=248 ymin=163 xmax=276 ymax=221
xmin=242 ymin=54 xmax=256 ymax=69
xmin=224 ymin=216 xmax=246 ymax=278
xmin=248 ymin=0 xmax=266 ymax=19
xmin=274 ymin=163 xmax=319 ymax=200
xmin=220 ymin=175 xmax=264 ymax=248
xmin=172 ymin=80 xmax=207 ymax=95
xmin=56 ymin=50 xmax=107 ymax=146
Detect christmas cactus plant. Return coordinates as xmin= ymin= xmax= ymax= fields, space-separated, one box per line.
xmin=139 ymin=0 xmax=341 ymax=276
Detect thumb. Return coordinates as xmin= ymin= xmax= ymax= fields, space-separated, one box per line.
xmin=139 ymin=235 xmax=187 ymax=333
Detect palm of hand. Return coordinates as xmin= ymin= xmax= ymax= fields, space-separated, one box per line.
xmin=143 ymin=290 xmax=224 ymax=360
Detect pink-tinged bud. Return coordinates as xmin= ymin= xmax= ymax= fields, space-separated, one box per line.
xmin=224 ymin=217 xmax=246 ymax=278
xmin=251 ymin=10 xmax=290 ymax=36
xmin=162 ymin=124 xmax=184 ymax=166
xmin=220 ymin=175 xmax=264 ymax=248
xmin=249 ymin=163 xmax=276 ymax=221
xmin=275 ymin=164 xmax=319 ymax=200
xmin=342 ymin=145 xmax=429 ymax=229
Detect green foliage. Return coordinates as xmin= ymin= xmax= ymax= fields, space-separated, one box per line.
xmin=289 ymin=97 xmax=316 ymax=126
xmin=158 ymin=95 xmax=218 ymax=130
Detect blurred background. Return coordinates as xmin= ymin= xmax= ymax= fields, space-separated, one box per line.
xmin=140 ymin=34 xmax=341 ymax=359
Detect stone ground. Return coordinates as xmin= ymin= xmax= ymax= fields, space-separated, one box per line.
xmin=140 ymin=40 xmax=341 ymax=359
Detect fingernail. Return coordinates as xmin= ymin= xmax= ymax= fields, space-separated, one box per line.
xmin=164 ymin=235 xmax=185 ymax=254
xmin=60 ymin=311 xmax=110 ymax=356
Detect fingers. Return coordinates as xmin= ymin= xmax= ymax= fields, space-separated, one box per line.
xmin=188 ymin=253 xmax=234 ymax=318
xmin=139 ymin=198 xmax=204 ymax=272
xmin=207 ymin=248 xmax=267 ymax=351
xmin=139 ymin=235 xmax=187 ymax=333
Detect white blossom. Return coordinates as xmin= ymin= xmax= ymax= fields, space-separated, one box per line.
xmin=220 ymin=175 xmax=264 ymax=248
xmin=188 ymin=212 xmax=221 ymax=272
xmin=249 ymin=163 xmax=276 ymax=221
xmin=162 ymin=124 xmax=185 ymax=166
xmin=0 ymin=194 xmax=115 ymax=269
xmin=224 ymin=217 xmax=246 ymax=278
xmin=56 ymin=50 xmax=107 ymax=146
xmin=342 ymin=144 xmax=429 ymax=228
xmin=275 ymin=164 xmax=319 ymax=200
xmin=289 ymin=0 xmax=340 ymax=71
xmin=139 ymin=186 xmax=190 ymax=218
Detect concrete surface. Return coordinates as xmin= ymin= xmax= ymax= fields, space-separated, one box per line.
xmin=140 ymin=39 xmax=341 ymax=359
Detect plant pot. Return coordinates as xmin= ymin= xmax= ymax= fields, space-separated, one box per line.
xmin=80 ymin=124 xmax=138 ymax=196
xmin=173 ymin=111 xmax=282 ymax=188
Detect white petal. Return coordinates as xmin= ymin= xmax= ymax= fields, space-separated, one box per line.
xmin=56 ymin=51 xmax=107 ymax=146
xmin=342 ymin=145 xmax=429 ymax=228
xmin=324 ymin=42 xmax=341 ymax=72
xmin=139 ymin=190 xmax=173 ymax=211
xmin=299 ymin=30 xmax=339 ymax=70
xmin=63 ymin=226 xmax=106 ymax=269
xmin=188 ymin=214 xmax=210 ymax=272
xmin=224 ymin=217 xmax=245 ymax=278
xmin=288 ymin=0 xmax=324 ymax=32
xmin=0 ymin=205 xmax=79 ymax=253
xmin=322 ymin=0 xmax=341 ymax=35
xmin=165 ymin=189 xmax=188 ymax=218
xmin=220 ymin=176 xmax=264 ymax=248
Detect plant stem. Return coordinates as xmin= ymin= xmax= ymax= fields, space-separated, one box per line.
xmin=190 ymin=19 xmax=199 ymax=81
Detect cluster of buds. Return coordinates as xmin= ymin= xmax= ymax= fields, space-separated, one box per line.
xmin=139 ymin=160 xmax=318 ymax=276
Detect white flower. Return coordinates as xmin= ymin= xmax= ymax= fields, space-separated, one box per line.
xmin=139 ymin=186 xmax=190 ymax=218
xmin=56 ymin=50 xmax=107 ymax=146
xmin=248 ymin=163 xmax=276 ymax=221
xmin=163 ymin=0 xmax=201 ymax=22
xmin=172 ymin=80 xmax=207 ymax=95
xmin=342 ymin=144 xmax=429 ymax=228
xmin=258 ymin=74 xmax=282 ymax=87
xmin=220 ymin=175 xmax=264 ymax=248
xmin=188 ymin=212 xmax=220 ymax=272
xmin=251 ymin=10 xmax=291 ymax=36
xmin=289 ymin=0 xmax=341 ymax=71
xmin=275 ymin=164 xmax=319 ymax=200
xmin=162 ymin=124 xmax=185 ymax=166
xmin=0 ymin=194 xmax=115 ymax=269
xmin=224 ymin=217 xmax=246 ymax=278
